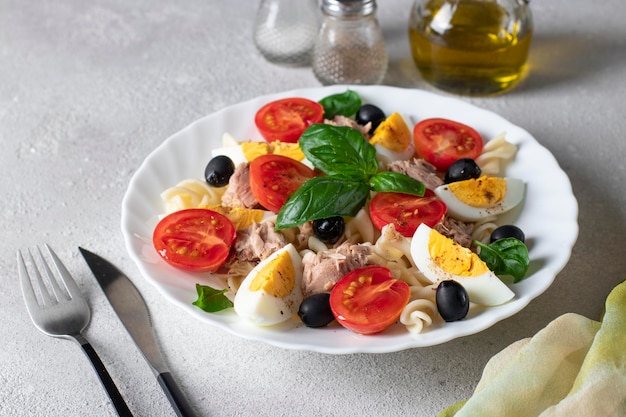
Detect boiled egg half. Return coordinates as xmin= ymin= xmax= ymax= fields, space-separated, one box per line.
xmin=234 ymin=243 xmax=304 ymax=326
xmin=212 ymin=133 xmax=313 ymax=168
xmin=411 ymin=224 xmax=514 ymax=306
xmin=369 ymin=112 xmax=416 ymax=166
xmin=434 ymin=176 xmax=524 ymax=222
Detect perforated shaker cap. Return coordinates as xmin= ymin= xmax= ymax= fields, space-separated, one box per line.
xmin=321 ymin=0 xmax=377 ymax=17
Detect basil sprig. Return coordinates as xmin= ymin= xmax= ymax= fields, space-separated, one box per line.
xmin=278 ymin=177 xmax=370 ymax=228
xmin=369 ymin=171 xmax=426 ymax=193
xmin=299 ymin=124 xmax=378 ymax=179
xmin=192 ymin=284 xmax=233 ymax=312
xmin=318 ymin=89 xmax=362 ymax=119
xmin=276 ymin=124 xmax=425 ymax=229
xmin=474 ymin=238 xmax=530 ymax=283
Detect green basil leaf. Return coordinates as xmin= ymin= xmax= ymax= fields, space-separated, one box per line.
xmin=369 ymin=171 xmax=426 ymax=196
xmin=474 ymin=242 xmax=504 ymax=272
xmin=192 ymin=284 xmax=233 ymax=312
xmin=474 ymin=238 xmax=530 ymax=283
xmin=276 ymin=177 xmax=370 ymax=229
xmin=299 ymin=124 xmax=378 ymax=178
xmin=319 ymin=89 xmax=362 ymax=119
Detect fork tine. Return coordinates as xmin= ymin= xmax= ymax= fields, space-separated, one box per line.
xmin=26 ymin=248 xmax=58 ymax=306
xmin=37 ymin=245 xmax=70 ymax=302
xmin=17 ymin=250 xmax=41 ymax=309
xmin=44 ymin=244 xmax=81 ymax=300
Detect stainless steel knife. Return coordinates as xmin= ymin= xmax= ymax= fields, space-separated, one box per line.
xmin=79 ymin=247 xmax=198 ymax=417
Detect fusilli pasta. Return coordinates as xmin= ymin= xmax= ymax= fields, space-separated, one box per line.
xmin=476 ymin=132 xmax=517 ymax=177
xmin=160 ymin=178 xmax=225 ymax=213
xmin=400 ymin=297 xmax=437 ymax=335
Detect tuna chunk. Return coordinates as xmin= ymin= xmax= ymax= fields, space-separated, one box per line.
xmin=221 ymin=162 xmax=260 ymax=209
xmin=325 ymin=115 xmax=371 ymax=138
xmin=434 ymin=216 xmax=474 ymax=248
xmin=234 ymin=221 xmax=287 ymax=262
xmin=301 ymin=241 xmax=372 ymax=297
xmin=387 ymin=158 xmax=444 ymax=191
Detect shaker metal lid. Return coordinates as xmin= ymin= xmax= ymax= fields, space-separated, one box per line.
xmin=321 ymin=0 xmax=376 ymax=17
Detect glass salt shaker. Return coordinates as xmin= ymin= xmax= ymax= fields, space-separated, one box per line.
xmin=312 ymin=0 xmax=388 ymax=85
xmin=253 ymin=0 xmax=321 ymax=66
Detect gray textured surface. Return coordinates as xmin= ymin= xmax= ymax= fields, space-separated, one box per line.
xmin=2 ymin=1 xmax=626 ymax=416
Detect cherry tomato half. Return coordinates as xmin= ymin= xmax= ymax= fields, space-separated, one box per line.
xmin=249 ymin=153 xmax=315 ymax=213
xmin=369 ymin=190 xmax=447 ymax=237
xmin=330 ymin=266 xmax=410 ymax=335
xmin=153 ymin=208 xmax=236 ymax=272
xmin=413 ymin=118 xmax=484 ymax=172
xmin=254 ymin=97 xmax=324 ymax=143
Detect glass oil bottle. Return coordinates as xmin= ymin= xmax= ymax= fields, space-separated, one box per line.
xmin=408 ymin=0 xmax=533 ymax=95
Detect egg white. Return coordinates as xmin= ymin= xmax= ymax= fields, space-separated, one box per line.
xmin=210 ymin=132 xmax=246 ymax=165
xmin=374 ymin=139 xmax=416 ymax=168
xmin=411 ymin=224 xmax=515 ymax=306
xmin=211 ymin=145 xmax=248 ymax=166
xmin=234 ymin=244 xmax=304 ymax=326
xmin=434 ymin=177 xmax=525 ymax=222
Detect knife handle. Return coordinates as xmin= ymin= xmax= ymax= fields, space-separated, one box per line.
xmin=77 ymin=337 xmax=134 ymax=417
xmin=157 ymin=372 xmax=197 ymax=417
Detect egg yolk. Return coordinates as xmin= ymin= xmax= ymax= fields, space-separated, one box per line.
xmin=447 ymin=176 xmax=507 ymax=208
xmin=270 ymin=141 xmax=306 ymax=161
xmin=369 ymin=112 xmax=411 ymax=151
xmin=249 ymin=249 xmax=295 ymax=298
xmin=202 ymin=205 xmax=265 ymax=230
xmin=241 ymin=141 xmax=305 ymax=163
xmin=241 ymin=142 xmax=270 ymax=161
xmin=428 ymin=229 xmax=489 ymax=277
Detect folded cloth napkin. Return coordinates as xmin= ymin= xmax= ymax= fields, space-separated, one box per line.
xmin=438 ymin=279 xmax=626 ymax=417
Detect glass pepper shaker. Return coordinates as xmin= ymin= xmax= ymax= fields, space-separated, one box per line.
xmin=312 ymin=0 xmax=388 ymax=85
xmin=253 ymin=0 xmax=321 ymax=66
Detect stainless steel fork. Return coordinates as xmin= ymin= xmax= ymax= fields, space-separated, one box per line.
xmin=18 ymin=244 xmax=134 ymax=417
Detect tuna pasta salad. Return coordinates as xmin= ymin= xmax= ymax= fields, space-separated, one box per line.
xmin=150 ymin=89 xmax=532 ymax=337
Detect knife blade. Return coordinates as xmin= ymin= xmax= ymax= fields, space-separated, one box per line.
xmin=79 ymin=247 xmax=198 ymax=417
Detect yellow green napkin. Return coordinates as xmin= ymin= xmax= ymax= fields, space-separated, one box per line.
xmin=438 ymin=279 xmax=626 ymax=417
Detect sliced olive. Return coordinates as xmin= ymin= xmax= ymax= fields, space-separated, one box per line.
xmin=356 ymin=104 xmax=386 ymax=134
xmin=298 ymin=293 xmax=334 ymax=328
xmin=436 ymin=280 xmax=469 ymax=322
xmin=490 ymin=225 xmax=525 ymax=243
xmin=312 ymin=216 xmax=345 ymax=244
xmin=444 ymin=158 xmax=482 ymax=184
xmin=204 ymin=155 xmax=235 ymax=187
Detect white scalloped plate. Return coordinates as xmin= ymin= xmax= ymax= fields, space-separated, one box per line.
xmin=121 ymin=85 xmax=578 ymax=354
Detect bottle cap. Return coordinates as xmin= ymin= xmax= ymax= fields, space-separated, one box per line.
xmin=321 ymin=0 xmax=376 ymax=17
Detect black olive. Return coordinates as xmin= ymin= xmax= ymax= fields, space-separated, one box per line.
xmin=490 ymin=225 xmax=526 ymax=243
xmin=444 ymin=158 xmax=482 ymax=184
xmin=204 ymin=155 xmax=235 ymax=187
xmin=356 ymin=104 xmax=386 ymax=134
xmin=436 ymin=280 xmax=469 ymax=322
xmin=312 ymin=216 xmax=345 ymax=244
xmin=298 ymin=293 xmax=335 ymax=328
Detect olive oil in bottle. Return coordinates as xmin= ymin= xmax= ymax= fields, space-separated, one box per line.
xmin=408 ymin=0 xmax=533 ymax=96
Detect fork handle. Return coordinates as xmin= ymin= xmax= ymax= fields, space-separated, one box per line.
xmin=74 ymin=335 xmax=134 ymax=417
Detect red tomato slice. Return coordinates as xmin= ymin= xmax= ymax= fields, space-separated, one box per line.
xmin=413 ymin=118 xmax=484 ymax=172
xmin=369 ymin=190 xmax=447 ymax=237
xmin=153 ymin=208 xmax=236 ymax=272
xmin=330 ymin=266 xmax=410 ymax=335
xmin=249 ymin=153 xmax=315 ymax=213
xmin=254 ymin=97 xmax=324 ymax=143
